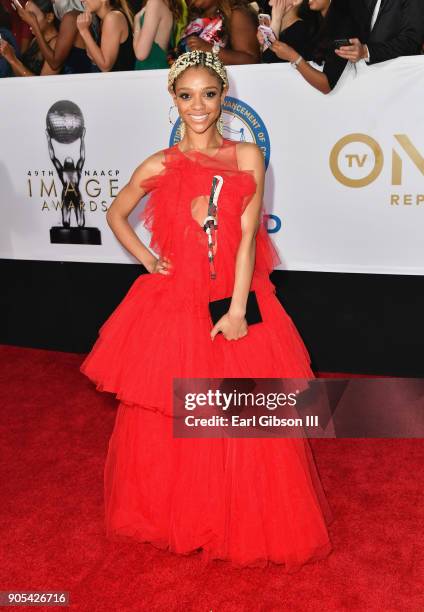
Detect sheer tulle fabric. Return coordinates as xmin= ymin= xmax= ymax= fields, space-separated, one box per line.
xmin=105 ymin=402 xmax=333 ymax=572
xmin=81 ymin=139 xmax=333 ymax=570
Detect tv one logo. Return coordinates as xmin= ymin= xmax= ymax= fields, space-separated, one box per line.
xmin=329 ymin=133 xmax=424 ymax=206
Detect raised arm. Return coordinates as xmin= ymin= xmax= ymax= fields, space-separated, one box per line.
xmin=268 ymin=41 xmax=333 ymax=94
xmin=133 ymin=0 xmax=163 ymax=61
xmin=210 ymin=142 xmax=264 ymax=341
xmin=77 ymin=11 xmax=126 ymax=72
xmin=31 ymin=11 xmax=79 ymax=71
xmin=76 ymin=128 xmax=86 ymax=174
xmin=106 ymin=152 xmax=170 ymax=273
xmin=217 ymin=8 xmax=261 ymax=65
xmin=46 ymin=132 xmax=63 ymax=176
xmin=186 ymin=8 xmax=260 ymax=65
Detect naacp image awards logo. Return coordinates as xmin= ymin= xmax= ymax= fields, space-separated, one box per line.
xmin=45 ymin=100 xmax=101 ymax=245
xmin=169 ymin=96 xmax=271 ymax=170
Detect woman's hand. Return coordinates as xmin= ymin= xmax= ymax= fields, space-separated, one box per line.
xmin=257 ymin=28 xmax=266 ymax=48
xmin=270 ymin=40 xmax=298 ymax=62
xmin=272 ymin=0 xmax=291 ymax=23
xmin=185 ymin=36 xmax=213 ymax=53
xmin=210 ymin=312 xmax=248 ymax=341
xmin=0 ymin=39 xmax=17 ymax=62
xmin=76 ymin=11 xmax=92 ymax=32
xmin=147 ymin=256 xmax=173 ymax=275
xmin=12 ymin=1 xmax=38 ymax=29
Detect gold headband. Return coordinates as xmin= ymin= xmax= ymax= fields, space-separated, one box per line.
xmin=168 ymin=50 xmax=228 ymax=89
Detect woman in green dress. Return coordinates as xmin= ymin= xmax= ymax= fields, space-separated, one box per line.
xmin=133 ymin=0 xmax=185 ymax=69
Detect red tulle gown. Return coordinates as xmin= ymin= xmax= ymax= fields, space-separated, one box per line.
xmin=80 ymin=139 xmax=333 ymax=572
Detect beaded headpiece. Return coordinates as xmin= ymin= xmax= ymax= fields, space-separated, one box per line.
xmin=168 ymin=50 xmax=228 ymax=90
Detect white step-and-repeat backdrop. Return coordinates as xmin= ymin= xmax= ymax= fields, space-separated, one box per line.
xmin=1 ymin=56 xmax=423 ymax=274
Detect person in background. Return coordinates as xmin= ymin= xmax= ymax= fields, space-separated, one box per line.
xmin=178 ymin=0 xmax=260 ymax=65
xmin=335 ymin=0 xmax=424 ymax=65
xmin=0 ymin=0 xmax=60 ymax=75
xmin=267 ymin=0 xmax=363 ymax=93
xmin=11 ymin=0 xmax=94 ymax=73
xmin=76 ymin=0 xmax=135 ymax=71
xmin=259 ymin=0 xmax=315 ymax=63
xmin=0 ymin=3 xmax=20 ymax=76
xmin=0 ymin=0 xmax=31 ymax=53
xmin=133 ymin=0 xmax=182 ymax=69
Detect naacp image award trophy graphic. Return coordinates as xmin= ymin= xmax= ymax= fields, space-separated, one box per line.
xmin=46 ymin=100 xmax=101 ymax=244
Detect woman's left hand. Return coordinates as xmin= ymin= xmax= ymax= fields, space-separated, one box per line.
xmin=185 ymin=36 xmax=213 ymax=53
xmin=211 ymin=313 xmax=248 ymax=341
xmin=270 ymin=40 xmax=297 ymax=62
xmin=76 ymin=11 xmax=92 ymax=32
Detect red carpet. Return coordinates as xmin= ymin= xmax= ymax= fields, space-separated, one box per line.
xmin=1 ymin=344 xmax=423 ymax=611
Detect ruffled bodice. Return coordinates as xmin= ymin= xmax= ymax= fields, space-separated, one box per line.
xmin=138 ymin=139 xmax=281 ymax=311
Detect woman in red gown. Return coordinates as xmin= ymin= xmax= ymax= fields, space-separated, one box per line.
xmin=80 ymin=50 xmax=333 ymax=572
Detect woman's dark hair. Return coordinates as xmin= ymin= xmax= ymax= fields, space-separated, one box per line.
xmin=109 ymin=0 xmax=134 ymax=27
xmin=297 ymin=0 xmax=321 ymax=39
xmin=0 ymin=4 xmax=12 ymax=30
xmin=166 ymin=0 xmax=183 ymax=21
xmin=304 ymin=0 xmax=365 ymax=64
xmin=31 ymin=0 xmax=55 ymax=14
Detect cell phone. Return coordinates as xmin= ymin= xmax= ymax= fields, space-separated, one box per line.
xmin=258 ymin=25 xmax=276 ymax=50
xmin=334 ymin=38 xmax=351 ymax=49
xmin=258 ymin=13 xmax=271 ymax=27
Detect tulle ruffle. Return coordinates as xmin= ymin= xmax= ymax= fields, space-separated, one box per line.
xmin=80 ymin=275 xmax=314 ymax=416
xmin=104 ymin=401 xmax=333 ymax=572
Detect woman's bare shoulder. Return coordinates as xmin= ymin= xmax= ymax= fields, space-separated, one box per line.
xmin=129 ymin=149 xmax=167 ymax=186
xmin=234 ymin=141 xmax=264 ymax=172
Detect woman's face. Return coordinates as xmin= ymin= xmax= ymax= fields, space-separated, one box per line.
xmin=25 ymin=1 xmax=52 ymax=32
xmin=172 ymin=66 xmax=227 ymax=137
xmin=308 ymin=0 xmax=331 ymax=12
xmin=82 ymin=0 xmax=101 ymax=13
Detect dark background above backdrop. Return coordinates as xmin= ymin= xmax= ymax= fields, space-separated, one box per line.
xmin=1 ymin=259 xmax=423 ymax=377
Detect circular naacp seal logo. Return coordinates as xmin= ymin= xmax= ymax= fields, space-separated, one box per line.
xmin=169 ymin=96 xmax=271 ymax=169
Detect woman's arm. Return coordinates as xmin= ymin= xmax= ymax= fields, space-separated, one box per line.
xmin=270 ymin=0 xmax=288 ymax=38
xmin=77 ymin=11 xmax=124 ymax=72
xmin=106 ymin=151 xmax=171 ymax=274
xmin=187 ymin=8 xmax=260 ymax=65
xmin=133 ymin=0 xmax=164 ymax=61
xmin=40 ymin=37 xmax=61 ymax=75
xmin=0 ymin=37 xmax=60 ymax=76
xmin=0 ymin=39 xmax=34 ymax=76
xmin=210 ymin=142 xmax=264 ymax=341
xmin=28 ymin=12 xmax=78 ymax=70
xmin=269 ymin=41 xmax=331 ymax=94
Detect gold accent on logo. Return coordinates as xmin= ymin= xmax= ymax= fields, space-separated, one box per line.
xmin=329 ymin=133 xmax=384 ymax=188
xmin=392 ymin=135 xmax=424 ymax=186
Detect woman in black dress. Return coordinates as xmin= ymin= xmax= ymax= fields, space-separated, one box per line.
xmin=267 ymin=0 xmax=363 ymax=93
xmin=260 ymin=0 xmax=315 ymax=63
xmin=76 ymin=0 xmax=135 ymax=71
